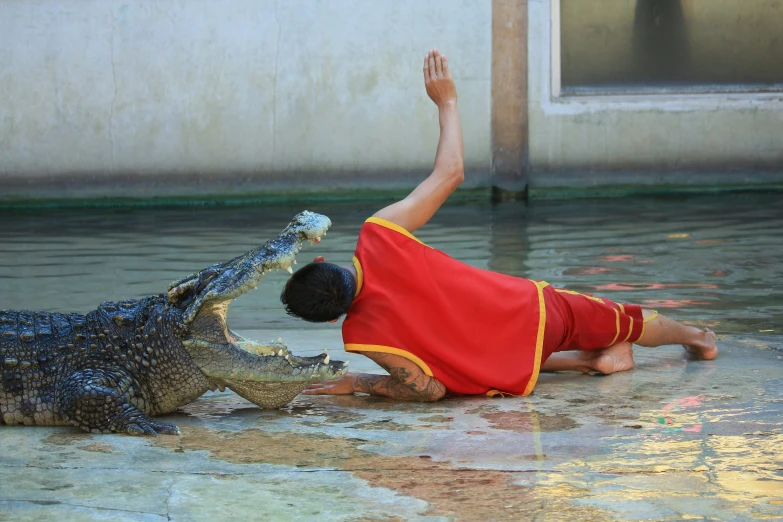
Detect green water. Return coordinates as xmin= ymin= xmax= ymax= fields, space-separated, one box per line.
xmin=0 ymin=193 xmax=780 ymax=335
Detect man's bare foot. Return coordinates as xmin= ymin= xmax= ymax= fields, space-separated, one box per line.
xmin=683 ymin=328 xmax=719 ymax=360
xmin=542 ymin=343 xmax=635 ymax=374
xmin=590 ymin=342 xmax=636 ymax=375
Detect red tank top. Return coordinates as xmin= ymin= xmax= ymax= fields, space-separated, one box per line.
xmin=342 ymin=218 xmax=547 ymax=396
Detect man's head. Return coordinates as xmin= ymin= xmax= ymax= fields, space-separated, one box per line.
xmin=280 ymin=259 xmax=356 ymax=323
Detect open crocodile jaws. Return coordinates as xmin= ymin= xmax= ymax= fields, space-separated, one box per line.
xmin=0 ymin=211 xmax=347 ymax=435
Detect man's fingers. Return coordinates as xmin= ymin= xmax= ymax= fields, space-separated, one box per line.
xmin=441 ymin=55 xmax=449 ymax=77
xmin=303 ymin=386 xmax=334 ymax=395
xmin=423 ymin=55 xmax=431 ymax=83
xmin=428 ymin=52 xmax=437 ymax=80
xmin=435 ymin=51 xmax=444 ymax=77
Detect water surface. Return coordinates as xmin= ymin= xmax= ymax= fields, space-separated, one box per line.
xmin=0 ymin=193 xmax=780 ymax=335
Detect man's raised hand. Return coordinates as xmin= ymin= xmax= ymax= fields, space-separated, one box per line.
xmin=424 ymin=49 xmax=457 ymax=108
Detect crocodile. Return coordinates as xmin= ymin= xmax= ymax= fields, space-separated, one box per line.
xmin=0 ymin=211 xmax=347 ymax=435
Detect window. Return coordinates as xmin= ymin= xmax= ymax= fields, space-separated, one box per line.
xmin=558 ymin=0 xmax=783 ymax=95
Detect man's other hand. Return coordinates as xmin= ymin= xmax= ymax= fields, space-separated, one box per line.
xmin=302 ymin=373 xmax=359 ymax=395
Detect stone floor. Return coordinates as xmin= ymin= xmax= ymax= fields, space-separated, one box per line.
xmin=1 ymin=329 xmax=781 ymax=521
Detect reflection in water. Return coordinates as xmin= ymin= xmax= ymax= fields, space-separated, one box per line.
xmin=633 ymin=0 xmax=691 ymax=84
xmin=488 ymin=201 xmax=530 ymax=276
xmin=0 ymin=193 xmax=781 ymax=333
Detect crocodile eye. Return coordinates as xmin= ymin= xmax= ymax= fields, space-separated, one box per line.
xmin=201 ymin=270 xmax=219 ymax=284
xmin=192 ymin=269 xmax=219 ymax=295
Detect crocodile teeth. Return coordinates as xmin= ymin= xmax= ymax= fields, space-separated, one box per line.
xmin=286 ymin=267 xmax=294 ymax=275
xmin=293 ymin=259 xmax=297 ymax=265
xmin=323 ymin=355 xmax=330 ymax=364
xmin=277 ymin=349 xmax=283 ymax=356
xmin=278 ymin=337 xmax=283 ymax=343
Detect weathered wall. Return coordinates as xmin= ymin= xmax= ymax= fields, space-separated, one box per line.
xmin=0 ymin=0 xmax=491 ymax=198
xmin=528 ymin=0 xmax=783 ymax=192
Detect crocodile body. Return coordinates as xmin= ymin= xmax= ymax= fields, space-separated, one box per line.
xmin=0 ymin=211 xmax=346 ymax=435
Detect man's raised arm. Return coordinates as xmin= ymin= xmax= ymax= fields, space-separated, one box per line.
xmin=373 ymin=49 xmax=464 ymax=234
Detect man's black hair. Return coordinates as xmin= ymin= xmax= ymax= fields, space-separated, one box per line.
xmin=280 ymin=262 xmax=356 ymax=323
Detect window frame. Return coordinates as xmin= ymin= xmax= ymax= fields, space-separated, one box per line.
xmin=550 ymin=0 xmax=783 ymax=99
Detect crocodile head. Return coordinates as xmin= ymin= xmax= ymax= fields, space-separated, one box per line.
xmin=165 ymin=211 xmax=348 ymax=408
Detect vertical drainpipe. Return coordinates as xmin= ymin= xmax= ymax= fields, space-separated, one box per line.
xmin=491 ymin=0 xmax=529 ymax=201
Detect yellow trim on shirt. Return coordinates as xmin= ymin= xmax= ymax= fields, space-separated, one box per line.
xmin=636 ymin=310 xmax=657 ymax=344
xmin=638 ymin=321 xmax=646 ymax=344
xmin=352 ymin=256 xmax=364 ymax=297
xmin=608 ymin=308 xmax=621 ymax=347
xmin=522 ymin=280 xmax=548 ymax=396
xmin=555 ymin=288 xmax=605 ymax=304
xmin=621 ymin=316 xmax=633 ymax=343
xmin=365 ymin=217 xmax=429 ymax=246
xmin=344 ymin=343 xmax=434 ymax=376
xmin=487 ymin=390 xmax=515 ymax=398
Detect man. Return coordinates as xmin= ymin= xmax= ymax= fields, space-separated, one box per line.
xmin=281 ymin=49 xmax=718 ymax=402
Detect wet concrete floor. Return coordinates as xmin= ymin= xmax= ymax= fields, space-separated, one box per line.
xmin=1 ymin=194 xmax=782 ymax=520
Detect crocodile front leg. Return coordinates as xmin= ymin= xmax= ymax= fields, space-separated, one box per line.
xmin=56 ymin=369 xmax=180 ymax=435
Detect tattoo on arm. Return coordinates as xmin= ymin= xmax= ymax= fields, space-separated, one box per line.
xmin=353 ymin=353 xmax=446 ymax=401
xmin=352 ymin=374 xmax=446 ymax=401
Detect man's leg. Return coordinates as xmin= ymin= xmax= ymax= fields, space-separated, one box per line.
xmin=541 ymin=342 xmax=635 ymax=375
xmin=540 ymin=309 xmax=718 ymax=375
xmin=637 ymin=309 xmax=718 ymax=360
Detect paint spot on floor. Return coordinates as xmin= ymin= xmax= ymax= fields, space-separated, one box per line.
xmin=347 ymin=419 xmax=417 ymax=431
xmin=481 ymin=409 xmax=579 ymax=433
xmin=417 ymin=415 xmax=454 ymax=423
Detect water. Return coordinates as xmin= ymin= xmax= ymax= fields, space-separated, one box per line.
xmin=0 ymin=193 xmax=780 ymax=335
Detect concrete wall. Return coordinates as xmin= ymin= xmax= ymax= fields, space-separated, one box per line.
xmin=2 ymin=0 xmax=782 ymax=203
xmin=0 ymin=0 xmax=492 ymax=198
xmin=528 ymin=0 xmax=783 ymax=193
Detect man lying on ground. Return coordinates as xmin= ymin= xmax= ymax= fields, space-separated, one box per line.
xmin=280 ymin=49 xmax=718 ymax=402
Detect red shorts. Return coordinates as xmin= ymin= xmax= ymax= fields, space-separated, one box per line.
xmin=541 ymin=285 xmax=645 ymax=361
